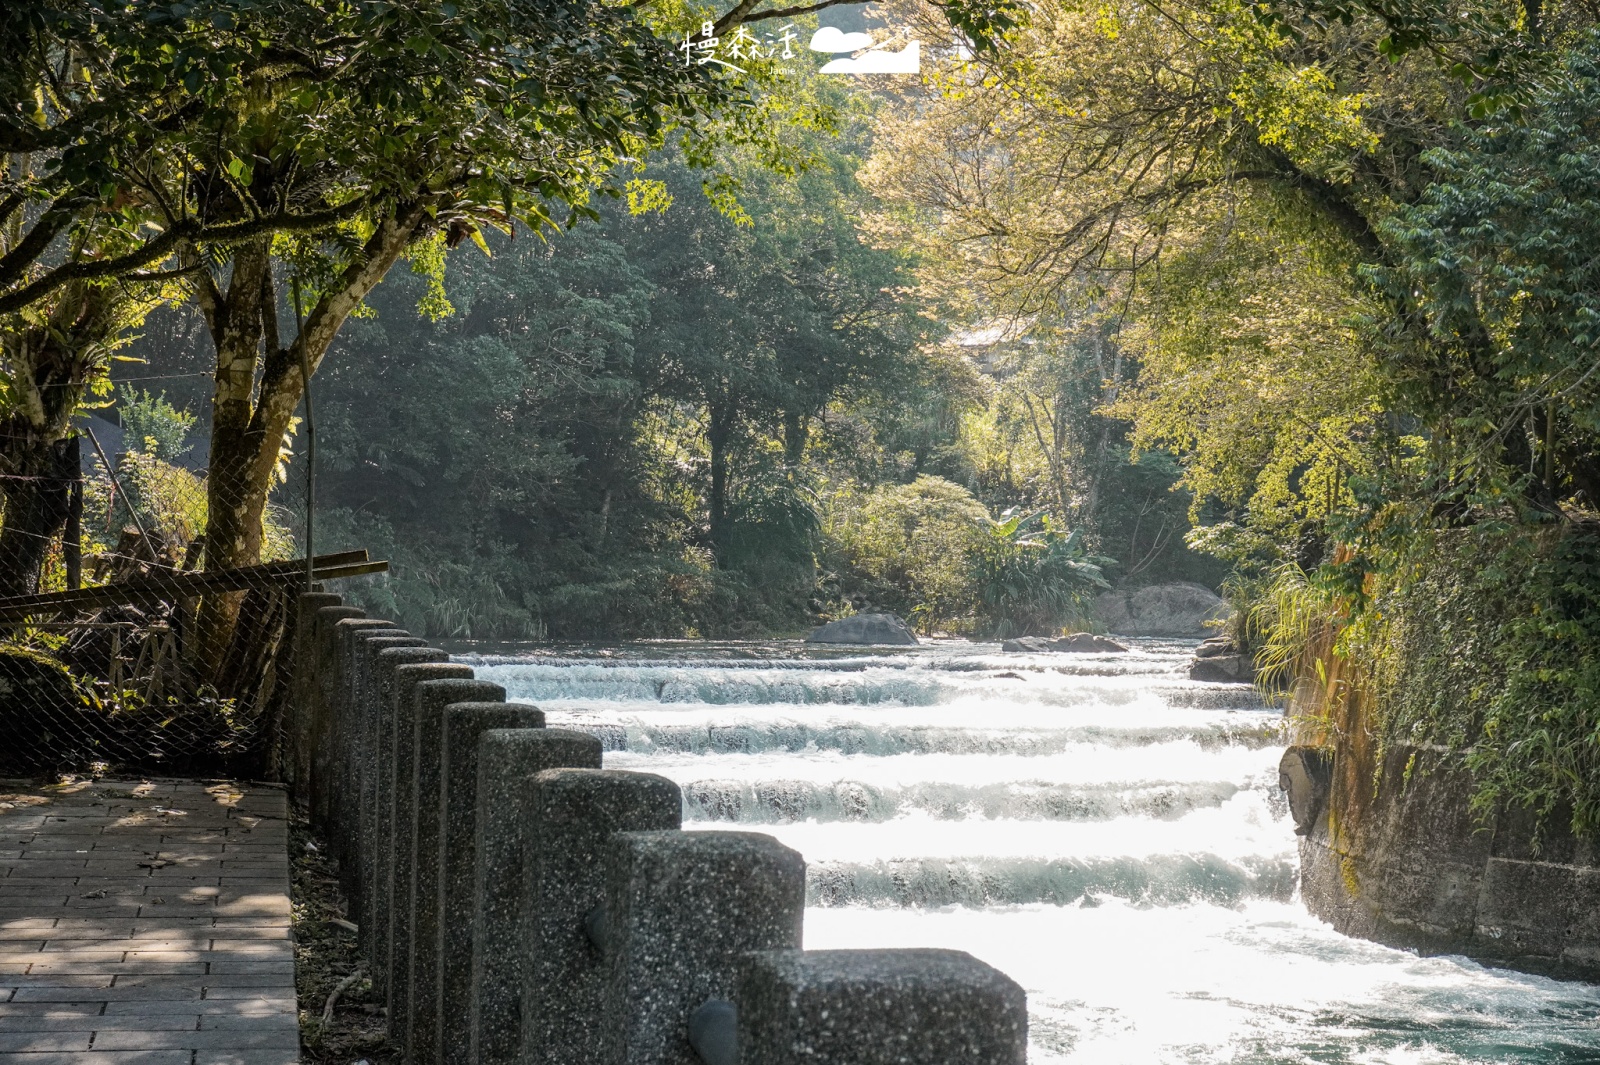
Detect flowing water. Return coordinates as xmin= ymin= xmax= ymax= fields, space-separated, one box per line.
xmin=466 ymin=639 xmax=1600 ymax=1063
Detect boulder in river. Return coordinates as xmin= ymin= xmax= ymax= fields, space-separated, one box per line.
xmin=805 ymin=613 xmax=919 ymax=646
xmin=1000 ymin=634 xmax=1128 ymax=653
xmin=1095 ymin=581 xmax=1232 ymax=637
xmin=1189 ymin=650 xmax=1255 ymax=683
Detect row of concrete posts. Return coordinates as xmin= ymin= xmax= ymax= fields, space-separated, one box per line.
xmin=285 ymin=593 xmax=1029 ymax=1063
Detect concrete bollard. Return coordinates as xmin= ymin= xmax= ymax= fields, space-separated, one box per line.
xmin=520 ymin=769 xmax=683 ymax=1065
xmin=309 ymin=605 xmax=365 ymax=827
xmin=437 ymin=702 xmax=545 ymax=1065
xmin=386 ymin=659 xmax=472 ymax=1054
xmin=603 ymin=830 xmax=805 ymax=1065
xmin=370 ymin=644 xmax=448 ymax=1002
xmin=285 ymin=593 xmax=341 ymax=789
xmin=468 ymin=729 xmax=603 ymax=1065
xmin=736 ymin=949 xmax=1029 ymax=1065
xmin=331 ymin=618 xmax=400 ymax=905
xmin=352 ymin=633 xmax=426 ymax=969
xmin=408 ymin=678 xmax=507 ymax=1065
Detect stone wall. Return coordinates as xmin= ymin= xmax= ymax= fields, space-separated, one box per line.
xmin=1281 ymin=647 xmax=1600 ymax=981
xmin=283 ymin=593 xmax=1030 ymax=1064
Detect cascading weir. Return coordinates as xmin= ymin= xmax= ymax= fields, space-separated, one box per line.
xmin=469 ymin=639 xmax=1600 ymax=1063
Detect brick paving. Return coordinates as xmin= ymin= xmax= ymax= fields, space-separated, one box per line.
xmin=0 ymin=780 xmax=299 ymax=1065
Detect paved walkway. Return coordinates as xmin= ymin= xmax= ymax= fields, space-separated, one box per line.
xmin=0 ymin=780 xmax=299 ymax=1065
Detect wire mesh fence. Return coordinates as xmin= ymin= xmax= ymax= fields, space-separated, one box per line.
xmin=0 ymin=424 xmax=382 ymax=779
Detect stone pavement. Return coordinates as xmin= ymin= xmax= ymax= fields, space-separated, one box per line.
xmin=0 ymin=780 xmax=300 ymax=1065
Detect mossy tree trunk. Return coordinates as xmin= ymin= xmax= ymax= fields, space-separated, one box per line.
xmin=0 ymin=282 xmax=126 ymax=598
xmin=188 ymin=206 xmax=428 ymax=681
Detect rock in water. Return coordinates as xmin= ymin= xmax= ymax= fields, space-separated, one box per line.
xmin=806 ymin=614 xmax=919 ymax=646
xmin=1056 ymin=633 xmax=1129 ymax=653
xmin=1189 ymin=653 xmax=1254 ymax=683
xmin=1095 ymin=581 xmax=1232 ymax=636
xmin=1001 ymin=634 xmax=1129 ymax=653
xmin=1000 ymin=636 xmax=1053 ymax=653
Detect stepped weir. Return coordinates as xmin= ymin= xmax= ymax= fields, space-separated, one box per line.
xmin=290 ymin=600 xmax=1600 ymax=1062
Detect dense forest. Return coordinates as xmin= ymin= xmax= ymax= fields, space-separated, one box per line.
xmin=110 ymin=93 xmax=1211 ymax=641
xmin=8 ymin=0 xmax=1600 ymax=833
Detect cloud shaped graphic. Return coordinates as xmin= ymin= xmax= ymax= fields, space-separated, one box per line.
xmin=819 ymin=40 xmax=920 ymax=74
xmin=809 ymin=26 xmax=877 ymax=52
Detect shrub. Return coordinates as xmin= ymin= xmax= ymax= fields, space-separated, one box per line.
xmin=823 ymin=475 xmax=989 ymax=633
xmin=971 ymin=512 xmax=1113 ymax=638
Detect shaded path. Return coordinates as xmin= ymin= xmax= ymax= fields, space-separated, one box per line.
xmin=0 ymin=780 xmax=298 ymax=1064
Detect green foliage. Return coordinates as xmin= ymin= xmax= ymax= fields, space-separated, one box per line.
xmin=970 ymin=511 xmax=1112 ymax=639
xmin=823 ymin=476 xmax=990 ymax=633
xmin=1338 ymin=526 xmax=1600 ymax=838
xmin=117 ymin=452 xmax=208 ymax=546
xmin=1244 ymin=562 xmax=1338 ymax=692
xmin=1362 ymin=32 xmax=1600 ymax=517
xmin=117 ymin=387 xmax=195 ymax=462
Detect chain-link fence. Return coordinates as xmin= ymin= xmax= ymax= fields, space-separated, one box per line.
xmin=0 ymin=426 xmax=383 ymax=778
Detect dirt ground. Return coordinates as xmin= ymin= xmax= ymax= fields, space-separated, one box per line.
xmin=290 ymin=805 xmax=399 ymax=1065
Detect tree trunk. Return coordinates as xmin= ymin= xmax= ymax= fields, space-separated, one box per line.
xmin=189 ymin=206 xmax=428 ymax=679
xmin=708 ymin=402 xmax=733 ymax=562
xmin=0 ymin=433 xmax=77 ymax=598
xmin=190 ymin=241 xmax=272 ymax=678
xmin=782 ymin=410 xmax=807 ymax=469
xmin=0 ymin=282 xmax=124 ymax=598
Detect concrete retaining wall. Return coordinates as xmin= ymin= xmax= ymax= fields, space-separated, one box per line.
xmin=288 ymin=593 xmax=1030 ymax=1063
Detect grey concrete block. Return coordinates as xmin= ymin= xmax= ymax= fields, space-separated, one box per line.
xmin=330 ymin=618 xmax=399 ymax=906
xmin=437 ymin=702 xmax=545 ymax=1065
xmin=368 ymin=641 xmax=442 ymax=999
xmin=408 ymin=678 xmax=505 ymax=1065
xmin=521 ymin=769 xmax=682 ymax=1065
xmin=604 ymin=830 xmax=805 ymax=1065
xmin=285 ymin=593 xmax=341 ymax=788
xmin=308 ymin=605 xmax=365 ymax=825
xmin=384 ymin=658 xmax=468 ymax=1053
xmin=468 ymin=729 xmax=602 ymax=1065
xmin=353 ymin=634 xmax=426 ymax=973
xmin=737 ymin=949 xmax=1028 ymax=1065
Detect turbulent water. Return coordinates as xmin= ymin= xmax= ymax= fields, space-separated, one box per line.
xmin=465 ymin=639 xmax=1600 ymax=1063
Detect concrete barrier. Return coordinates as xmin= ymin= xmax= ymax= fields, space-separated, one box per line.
xmin=521 ymin=769 xmax=682 ymax=1065
xmin=437 ymin=701 xmax=543 ymax=1065
xmin=369 ymin=643 xmax=448 ymax=1001
xmin=387 ymin=660 xmax=472 ymax=1051
xmin=290 ymin=593 xmax=1031 ymax=1065
xmin=469 ymin=728 xmax=602 ymax=1065
xmin=604 ymin=831 xmax=805 ymax=1065
xmin=737 ymin=949 xmax=1029 ymax=1064
xmin=409 ymin=678 xmax=506 ymax=1065
xmin=352 ymin=633 xmax=427 ymax=969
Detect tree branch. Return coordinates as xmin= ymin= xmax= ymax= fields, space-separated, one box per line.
xmin=715 ymin=0 xmax=859 ymax=31
xmin=0 ymin=198 xmax=370 ymax=317
xmin=0 ymin=201 xmax=77 ymax=293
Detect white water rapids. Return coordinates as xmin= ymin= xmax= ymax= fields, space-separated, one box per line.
xmin=465 ymin=639 xmax=1600 ymax=1063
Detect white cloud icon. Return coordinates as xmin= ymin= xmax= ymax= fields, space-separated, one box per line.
xmin=819 ymin=40 xmax=920 ymax=74
xmin=809 ymin=26 xmax=876 ymax=52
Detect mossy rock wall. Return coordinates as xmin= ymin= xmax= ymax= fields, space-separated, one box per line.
xmin=0 ymin=648 xmax=99 ymax=772
xmin=1295 ymin=739 xmax=1600 ymax=980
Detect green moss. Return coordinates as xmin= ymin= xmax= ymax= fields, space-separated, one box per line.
xmin=1340 ymin=855 xmax=1362 ymax=899
xmin=0 ymin=646 xmax=95 ymax=772
xmin=1337 ymin=524 xmax=1600 ymax=839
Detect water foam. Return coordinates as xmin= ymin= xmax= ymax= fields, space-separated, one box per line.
xmin=679 ymin=776 xmax=1248 ymax=824
xmin=805 ymin=901 xmax=1600 ymax=1063
xmin=461 ymin=640 xmax=1600 ymax=1063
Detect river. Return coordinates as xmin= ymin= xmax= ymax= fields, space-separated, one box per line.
xmin=467 ymin=639 xmax=1600 ymax=1063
